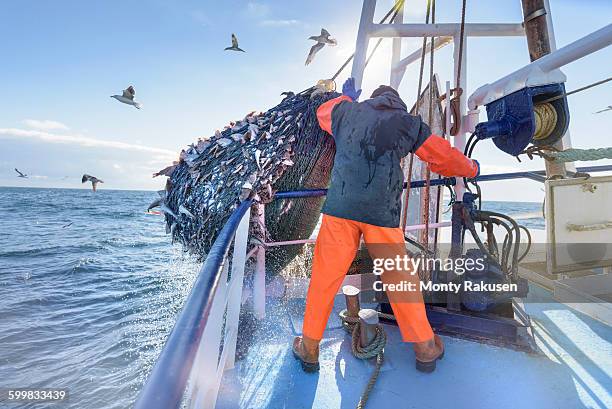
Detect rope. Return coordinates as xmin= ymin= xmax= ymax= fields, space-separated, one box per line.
xmin=421 ymin=0 xmax=436 ymax=256
xmin=520 ymin=146 xmax=612 ymax=163
xmin=539 ymin=76 xmax=612 ymax=104
xmin=400 ymin=0 xmax=432 ymax=230
xmin=338 ymin=310 xmax=392 ymax=409
xmin=533 ymin=102 xmax=558 ymax=140
xmin=545 ymin=147 xmax=612 ymax=162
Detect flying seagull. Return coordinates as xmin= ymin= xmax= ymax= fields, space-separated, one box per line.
xmin=111 ymin=86 xmax=142 ymax=109
xmin=305 ymin=28 xmax=337 ymax=66
xmin=14 ymin=168 xmax=27 ymax=178
xmin=594 ymin=105 xmax=612 ymax=114
xmin=225 ymin=34 xmax=245 ymax=52
xmin=82 ymin=174 xmax=104 ymax=192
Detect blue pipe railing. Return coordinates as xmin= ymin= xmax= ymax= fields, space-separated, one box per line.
xmin=276 ymin=165 xmax=612 ymax=199
xmin=134 ymin=163 xmax=611 ymax=408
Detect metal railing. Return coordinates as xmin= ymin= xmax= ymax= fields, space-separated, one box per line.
xmin=133 ymin=164 xmax=612 ymax=409
xmin=134 ymin=199 xmax=252 ymax=409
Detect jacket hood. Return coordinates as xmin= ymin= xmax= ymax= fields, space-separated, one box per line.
xmin=364 ymin=91 xmax=408 ymax=112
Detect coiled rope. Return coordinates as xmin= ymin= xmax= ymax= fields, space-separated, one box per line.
xmin=338 ymin=309 xmax=397 ymax=409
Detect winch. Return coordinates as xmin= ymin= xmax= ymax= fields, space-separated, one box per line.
xmin=473 ymin=83 xmax=570 ymax=155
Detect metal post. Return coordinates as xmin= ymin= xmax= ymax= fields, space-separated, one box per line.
xmin=358 ymin=309 xmax=379 ymax=347
xmin=389 ymin=1 xmax=404 ymax=89
xmin=224 ymin=210 xmax=251 ymax=370
xmin=543 ymin=0 xmax=575 ymax=173
xmin=343 ymin=285 xmax=361 ymax=318
xmin=254 ymin=204 xmax=266 ymax=319
xmin=445 ymin=81 xmax=452 ymax=137
xmin=351 ymin=0 xmax=377 ymax=90
xmin=453 ymin=32 xmax=468 ymax=201
xmin=521 ymin=0 xmax=566 ymax=178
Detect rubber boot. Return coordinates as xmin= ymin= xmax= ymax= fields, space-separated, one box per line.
xmin=292 ymin=335 xmax=320 ymax=372
xmin=413 ymin=334 xmax=445 ymax=373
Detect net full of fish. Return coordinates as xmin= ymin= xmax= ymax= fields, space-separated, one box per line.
xmin=154 ymin=90 xmax=339 ymax=270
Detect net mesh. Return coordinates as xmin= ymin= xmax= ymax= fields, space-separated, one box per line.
xmin=161 ymin=90 xmax=338 ymax=271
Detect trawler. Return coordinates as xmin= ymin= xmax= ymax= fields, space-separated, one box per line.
xmin=134 ymin=1 xmax=612 ymax=408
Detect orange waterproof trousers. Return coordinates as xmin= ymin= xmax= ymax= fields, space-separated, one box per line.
xmin=302 ymin=214 xmax=434 ymax=343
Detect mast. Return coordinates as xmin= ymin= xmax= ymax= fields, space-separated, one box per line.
xmin=521 ymin=0 xmax=569 ymax=178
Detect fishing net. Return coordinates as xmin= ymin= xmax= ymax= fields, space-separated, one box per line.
xmin=161 ymin=90 xmax=339 ymax=272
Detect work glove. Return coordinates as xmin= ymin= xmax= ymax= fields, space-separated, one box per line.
xmin=471 ymin=159 xmax=481 ymax=178
xmin=342 ymin=77 xmax=362 ymax=102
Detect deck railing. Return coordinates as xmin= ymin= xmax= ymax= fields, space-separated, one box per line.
xmin=133 ymin=164 xmax=611 ymax=409
xmin=134 ymin=199 xmax=252 ymax=409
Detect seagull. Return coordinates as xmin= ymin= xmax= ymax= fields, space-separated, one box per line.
xmin=62 ymin=222 xmax=73 ymax=228
xmin=111 ymin=86 xmax=142 ymax=109
xmin=82 ymin=174 xmax=104 ymax=192
xmin=225 ymin=34 xmax=245 ymax=52
xmin=594 ymin=105 xmax=612 ymax=114
xmin=14 ymin=168 xmax=27 ymax=178
xmin=305 ymin=28 xmax=337 ymax=66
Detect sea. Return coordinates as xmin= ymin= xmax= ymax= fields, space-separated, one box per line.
xmin=0 ymin=187 xmax=545 ymax=409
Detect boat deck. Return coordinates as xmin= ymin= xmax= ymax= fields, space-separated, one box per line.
xmin=216 ymin=284 xmax=611 ymax=409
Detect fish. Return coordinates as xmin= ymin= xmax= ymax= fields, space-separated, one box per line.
xmin=160 ymin=203 xmax=178 ymax=219
xmin=148 ymin=198 xmax=163 ymax=211
xmin=255 ymin=149 xmax=262 ymax=169
xmin=217 ymin=138 xmax=233 ymax=147
xmin=179 ymin=205 xmax=195 ymax=219
xmin=153 ymin=163 xmax=178 ymax=178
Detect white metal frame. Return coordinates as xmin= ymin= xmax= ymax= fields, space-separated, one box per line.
xmin=468 ymin=23 xmax=612 ymax=110
xmin=186 ymin=210 xmax=250 ymax=409
xmin=350 ymin=0 xmax=527 ymax=201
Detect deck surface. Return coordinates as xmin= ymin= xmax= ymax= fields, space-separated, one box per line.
xmin=216 ymin=284 xmax=611 ymax=409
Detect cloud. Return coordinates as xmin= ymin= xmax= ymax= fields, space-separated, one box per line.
xmin=247 ymin=2 xmax=270 ymax=17
xmin=22 ymin=119 xmax=69 ymax=131
xmin=260 ymin=19 xmax=301 ymax=27
xmin=0 ymin=128 xmax=177 ymax=159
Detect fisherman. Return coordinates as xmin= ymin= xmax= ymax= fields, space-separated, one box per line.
xmin=293 ymin=78 xmax=480 ymax=373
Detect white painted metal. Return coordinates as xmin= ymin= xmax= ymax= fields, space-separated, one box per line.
xmin=348 ymin=1 xmax=528 ymax=201
xmin=404 ymin=221 xmax=451 ymax=232
xmin=351 ymin=0 xmax=377 ymax=90
xmin=389 ymin=1 xmax=404 ymax=89
xmin=445 ymin=81 xmax=452 ymax=138
xmin=554 ymin=274 xmax=612 ymax=326
xmin=545 ymin=175 xmax=612 ymax=274
xmin=254 ymin=204 xmax=266 ymax=319
xmin=369 ymin=23 xmax=525 ymax=38
xmin=468 ymin=24 xmax=612 ymax=110
xmin=543 ymin=0 xmax=575 ymax=172
xmin=224 ymin=211 xmax=251 ymax=370
xmin=187 ymin=210 xmax=251 ymax=409
xmin=391 ymin=36 xmax=453 ymax=86
xmin=453 ymin=32 xmax=468 ymax=200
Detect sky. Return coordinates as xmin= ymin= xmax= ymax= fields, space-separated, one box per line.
xmin=0 ymin=0 xmax=610 ymax=201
